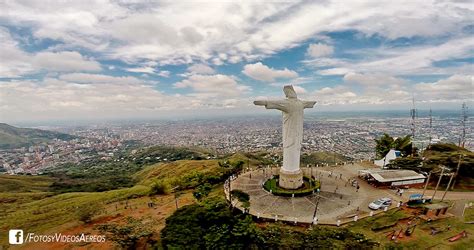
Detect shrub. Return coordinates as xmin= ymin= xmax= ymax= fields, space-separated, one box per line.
xmin=76 ymin=203 xmax=103 ymax=223
xmin=150 ymin=180 xmax=170 ymax=195
xmin=193 ymin=183 xmax=212 ymax=201
xmin=96 ymin=217 xmax=154 ymax=249
xmin=230 ymin=189 xmax=250 ymax=203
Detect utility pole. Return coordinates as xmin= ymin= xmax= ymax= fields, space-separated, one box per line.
xmin=421 ymin=172 xmax=432 ymax=199
xmin=450 ymin=154 xmax=463 ymax=190
xmin=441 ymin=173 xmax=455 ymax=202
xmin=432 ymin=167 xmax=445 ymax=200
xmin=171 ymin=185 xmax=182 ymax=209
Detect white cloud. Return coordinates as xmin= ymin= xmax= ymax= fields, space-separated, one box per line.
xmin=0 ymin=28 xmax=101 ymax=77
xmin=158 ymin=71 xmax=171 ymax=78
xmin=313 ymin=74 xmax=473 ymax=106
xmin=315 ymin=36 xmax=474 ymax=76
xmin=314 ymin=86 xmax=358 ymax=105
xmin=415 ymin=75 xmax=473 ymax=102
xmin=126 ymin=67 xmax=156 ymax=74
xmin=242 ymin=62 xmax=298 ymax=82
xmin=292 ymin=85 xmax=307 ymax=94
xmin=58 ymin=73 xmax=142 ymax=84
xmin=0 ymin=27 xmax=34 ymax=77
xmin=1 ymin=1 xmax=472 ymax=66
xmin=175 ymin=74 xmax=250 ymax=97
xmin=0 ymin=75 xmax=250 ymax=121
xmin=0 ymin=78 xmax=171 ymax=121
xmin=33 ymin=51 xmax=101 ymax=72
xmin=126 ymin=67 xmax=170 ymax=77
xmin=318 ymin=67 xmax=353 ymax=76
xmin=307 ymin=43 xmax=333 ymax=58
xmin=343 ymin=73 xmax=406 ymax=88
xmin=187 ymin=64 xmax=215 ymax=75
xmin=314 ymin=85 xmax=413 ymax=105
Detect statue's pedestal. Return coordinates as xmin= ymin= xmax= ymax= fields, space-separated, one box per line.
xmin=279 ymin=169 xmax=303 ymax=189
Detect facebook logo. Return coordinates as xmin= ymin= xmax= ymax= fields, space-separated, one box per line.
xmin=9 ymin=229 xmax=23 ymax=244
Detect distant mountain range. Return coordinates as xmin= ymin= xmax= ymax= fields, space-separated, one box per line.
xmin=0 ymin=123 xmax=76 ymax=149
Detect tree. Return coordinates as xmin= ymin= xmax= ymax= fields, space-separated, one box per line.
xmin=161 ymin=198 xmax=236 ymax=249
xmin=375 ymin=133 xmax=395 ymax=159
xmin=192 ymin=183 xmax=212 ymax=201
xmin=386 ymin=157 xmax=423 ymax=171
xmin=161 ymin=198 xmax=377 ymax=249
xmin=375 ymin=134 xmax=413 ymax=159
xmin=423 ymin=143 xmax=474 ymax=178
xmin=230 ymin=189 xmax=250 ymax=212
xmin=393 ymin=135 xmax=413 ymax=156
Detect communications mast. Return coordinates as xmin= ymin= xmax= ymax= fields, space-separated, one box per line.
xmin=460 ymin=103 xmax=468 ymax=148
xmin=429 ymin=108 xmax=432 ymax=147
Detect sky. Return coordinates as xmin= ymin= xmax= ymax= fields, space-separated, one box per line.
xmin=0 ymin=0 xmax=473 ymax=123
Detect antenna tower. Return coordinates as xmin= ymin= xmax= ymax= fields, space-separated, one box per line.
xmin=429 ymin=108 xmax=432 ymax=146
xmin=461 ymin=103 xmax=468 ymax=148
xmin=410 ymin=97 xmax=417 ymax=154
xmin=410 ymin=97 xmax=417 ymax=140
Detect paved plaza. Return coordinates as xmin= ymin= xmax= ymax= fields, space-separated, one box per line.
xmin=227 ymin=163 xmax=407 ymax=225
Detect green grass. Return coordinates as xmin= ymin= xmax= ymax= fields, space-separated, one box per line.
xmin=348 ymin=210 xmax=474 ymax=248
xmin=0 ymin=184 xmax=151 ymax=247
xmin=300 ymin=151 xmax=351 ymax=165
xmin=464 ymin=206 xmax=474 ymax=222
xmin=263 ymin=176 xmax=320 ymax=197
xmin=0 ymin=175 xmax=54 ymax=192
xmin=133 ymin=159 xmax=220 ymax=185
xmin=350 ymin=209 xmax=411 ymax=232
xmin=0 ymin=156 xmax=242 ymax=245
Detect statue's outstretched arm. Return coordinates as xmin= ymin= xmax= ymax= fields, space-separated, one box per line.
xmin=303 ymin=101 xmax=317 ymax=109
xmin=254 ymin=100 xmax=288 ymax=112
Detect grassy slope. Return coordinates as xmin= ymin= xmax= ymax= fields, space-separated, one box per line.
xmin=348 ymin=209 xmax=474 ymax=248
xmin=301 ymin=151 xmax=351 ymax=165
xmin=0 ymin=123 xmax=75 ymax=149
xmin=1 ymin=150 xmax=472 ymax=248
xmin=0 ymin=175 xmax=53 ymax=192
xmin=134 ymin=159 xmax=220 ymax=185
xmin=0 ymin=157 xmax=232 ymax=246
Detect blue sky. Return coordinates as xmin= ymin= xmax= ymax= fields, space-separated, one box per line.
xmin=0 ymin=0 xmax=472 ymax=122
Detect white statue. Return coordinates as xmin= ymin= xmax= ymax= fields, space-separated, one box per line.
xmin=254 ymin=85 xmax=316 ymax=189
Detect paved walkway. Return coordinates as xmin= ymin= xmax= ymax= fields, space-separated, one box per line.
xmin=227 ymin=163 xmax=405 ymax=225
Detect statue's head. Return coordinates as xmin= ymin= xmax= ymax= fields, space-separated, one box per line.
xmin=283 ymin=85 xmax=297 ymax=99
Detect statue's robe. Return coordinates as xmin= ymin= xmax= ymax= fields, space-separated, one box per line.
xmin=264 ymin=99 xmax=316 ymax=173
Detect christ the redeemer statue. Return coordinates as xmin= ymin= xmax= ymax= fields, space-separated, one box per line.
xmin=254 ymin=85 xmax=316 ymax=189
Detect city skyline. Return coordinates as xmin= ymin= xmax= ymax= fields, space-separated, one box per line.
xmin=0 ymin=1 xmax=473 ymax=123
xmin=2 ymin=113 xmax=471 ymax=175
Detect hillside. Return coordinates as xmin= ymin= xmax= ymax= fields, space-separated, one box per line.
xmin=301 ymin=151 xmax=352 ymax=165
xmin=0 ymin=146 xmax=471 ymax=249
xmin=0 ymin=123 xmax=76 ymax=149
xmin=0 ymin=154 xmax=245 ymax=248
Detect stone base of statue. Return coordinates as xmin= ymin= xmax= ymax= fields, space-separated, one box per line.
xmin=279 ymin=169 xmax=303 ymax=189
